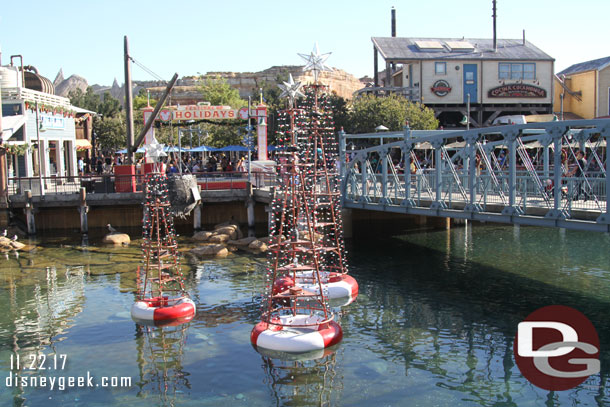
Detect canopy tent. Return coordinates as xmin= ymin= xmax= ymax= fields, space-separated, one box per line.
xmin=164 ymin=146 xmax=190 ymax=153
xmin=116 ymin=147 xmax=146 ymax=154
xmin=75 ymin=139 xmax=92 ymax=151
xmin=188 ymin=145 xmax=216 ymax=152
xmin=213 ymin=145 xmax=248 ymax=152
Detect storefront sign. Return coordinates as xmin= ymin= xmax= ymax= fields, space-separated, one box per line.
xmin=488 ymin=84 xmax=547 ymax=98
xmin=431 ymin=80 xmax=452 ymax=97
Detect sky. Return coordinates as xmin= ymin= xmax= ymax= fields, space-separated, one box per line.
xmin=0 ymin=0 xmax=608 ymax=86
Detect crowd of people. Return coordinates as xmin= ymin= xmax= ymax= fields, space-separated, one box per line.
xmin=77 ymin=152 xmax=249 ymax=176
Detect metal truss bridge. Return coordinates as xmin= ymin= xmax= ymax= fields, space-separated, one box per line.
xmin=338 ymin=119 xmax=610 ymax=232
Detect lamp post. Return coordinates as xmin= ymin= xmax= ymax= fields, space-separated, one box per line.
xmin=35 ymin=101 xmax=45 ymax=195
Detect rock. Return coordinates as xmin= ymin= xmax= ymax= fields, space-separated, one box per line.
xmin=227 ymin=236 xmax=257 ymax=247
xmin=208 ymin=233 xmax=230 ymax=243
xmin=214 ymin=226 xmax=237 ymax=240
xmin=193 ymin=231 xmax=214 ymax=241
xmin=190 ymin=244 xmax=229 ymax=258
xmin=9 ymin=241 xmax=25 ymax=251
xmin=214 ymin=220 xmax=239 ymax=230
xmin=102 ymin=233 xmax=130 ymax=245
xmin=248 ymin=240 xmax=268 ymax=253
xmin=0 ymin=236 xmax=28 ymax=251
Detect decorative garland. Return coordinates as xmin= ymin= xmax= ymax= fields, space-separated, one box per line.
xmin=1 ymin=144 xmax=29 ymax=155
xmin=24 ymin=101 xmax=76 ymax=118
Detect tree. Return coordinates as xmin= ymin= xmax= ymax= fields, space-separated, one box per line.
xmin=198 ymin=76 xmax=246 ymax=108
xmin=94 ymin=115 xmax=125 ymax=153
xmin=347 ymin=94 xmax=438 ymax=133
xmin=68 ymin=87 xmax=100 ymax=112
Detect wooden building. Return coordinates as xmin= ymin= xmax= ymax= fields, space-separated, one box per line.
xmin=554 ymin=56 xmax=610 ymax=119
xmin=364 ymin=37 xmax=555 ymax=127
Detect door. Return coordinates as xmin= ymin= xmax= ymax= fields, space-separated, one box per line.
xmin=463 ymin=64 xmax=478 ymax=103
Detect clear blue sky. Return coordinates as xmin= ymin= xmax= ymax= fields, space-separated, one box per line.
xmin=1 ymin=0 xmax=607 ymax=86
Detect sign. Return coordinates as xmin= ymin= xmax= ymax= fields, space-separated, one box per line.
xmin=488 ymin=84 xmax=547 ymax=98
xmin=513 ymin=305 xmax=599 ymax=391
xmin=173 ymin=105 xmax=237 ymax=121
xmin=40 ymin=115 xmax=65 ymax=129
xmin=431 ymin=80 xmax=452 ymax=97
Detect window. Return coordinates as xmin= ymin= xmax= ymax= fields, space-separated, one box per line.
xmin=435 ymin=62 xmax=446 ymax=75
xmin=499 ymin=63 xmax=536 ymax=80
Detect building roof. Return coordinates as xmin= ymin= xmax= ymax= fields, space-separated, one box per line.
xmin=372 ymin=37 xmax=554 ymax=62
xmin=557 ymin=56 xmax=610 ymax=76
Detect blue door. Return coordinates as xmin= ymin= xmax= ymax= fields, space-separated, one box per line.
xmin=463 ymin=64 xmax=478 ymax=103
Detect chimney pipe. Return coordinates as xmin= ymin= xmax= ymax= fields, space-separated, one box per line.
xmin=492 ymin=0 xmax=497 ymax=52
xmin=391 ymin=7 xmax=396 ymax=37
xmin=522 ymin=29 xmax=525 ymax=45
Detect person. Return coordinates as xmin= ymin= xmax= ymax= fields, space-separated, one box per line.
xmin=568 ymin=150 xmax=589 ymax=201
xmin=78 ymin=157 xmax=84 ymax=175
xmin=96 ymin=158 xmax=103 ymax=175
xmin=192 ymin=161 xmax=201 ymax=174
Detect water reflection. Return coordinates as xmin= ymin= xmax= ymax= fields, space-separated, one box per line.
xmin=0 ymin=265 xmax=86 ymax=407
xmin=261 ymin=350 xmax=342 ymax=407
xmin=134 ymin=323 xmax=191 ymax=406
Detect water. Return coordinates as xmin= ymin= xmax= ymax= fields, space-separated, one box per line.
xmin=0 ymin=224 xmax=608 ymax=406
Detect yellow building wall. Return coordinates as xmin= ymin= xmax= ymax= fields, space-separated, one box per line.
xmin=554 ymin=71 xmax=596 ymax=119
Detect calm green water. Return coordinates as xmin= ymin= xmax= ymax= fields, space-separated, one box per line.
xmin=0 ymin=224 xmax=608 ymax=406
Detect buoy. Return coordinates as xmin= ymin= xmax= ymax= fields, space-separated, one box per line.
xmin=131 ymin=295 xmax=196 ymax=324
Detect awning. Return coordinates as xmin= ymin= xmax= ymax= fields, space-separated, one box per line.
xmin=75 ymin=139 xmax=92 ymax=150
xmin=1 ymin=114 xmax=26 ymax=142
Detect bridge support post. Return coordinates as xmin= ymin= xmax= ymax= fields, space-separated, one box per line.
xmin=464 ymin=136 xmax=481 ymax=213
xmin=78 ymin=187 xmax=88 ymax=234
xmin=501 ymin=130 xmax=523 ymax=216
xmin=596 ymin=124 xmax=610 ymax=228
xmin=545 ymin=126 xmax=568 ymax=220
xmin=246 ymin=182 xmax=255 ymax=237
xmin=380 ymin=148 xmax=390 ymax=205
xmin=401 ymin=126 xmax=415 ymax=207
xmin=24 ymin=190 xmax=36 ymax=235
xmin=193 ymin=185 xmax=202 ymax=231
xmin=430 ymin=141 xmax=446 ymax=211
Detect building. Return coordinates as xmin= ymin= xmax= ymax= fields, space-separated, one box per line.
xmin=364 ymin=36 xmax=555 ymax=128
xmin=1 ymin=62 xmax=91 ymax=192
xmin=554 ymin=56 xmax=610 ymax=119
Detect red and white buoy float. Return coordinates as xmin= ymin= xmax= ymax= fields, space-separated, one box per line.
xmin=131 ymin=295 xmax=196 ymax=324
xmin=251 ymin=314 xmax=342 ymax=353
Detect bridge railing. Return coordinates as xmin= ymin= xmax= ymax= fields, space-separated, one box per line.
xmin=340 ymin=119 xmax=610 ymax=231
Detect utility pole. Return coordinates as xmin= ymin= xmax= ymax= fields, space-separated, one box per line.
xmin=124 ymin=36 xmax=135 ymax=165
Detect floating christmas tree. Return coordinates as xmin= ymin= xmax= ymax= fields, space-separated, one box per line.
xmin=251 ymin=45 xmax=356 ymax=355
xmin=131 ymin=142 xmax=196 ymax=325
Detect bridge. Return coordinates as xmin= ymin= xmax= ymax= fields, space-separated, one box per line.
xmin=338 ymin=119 xmax=610 ymax=232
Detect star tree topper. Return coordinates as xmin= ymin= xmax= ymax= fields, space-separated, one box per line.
xmin=143 ymin=135 xmax=167 ymax=162
xmin=277 ymin=73 xmax=305 ymax=107
xmin=298 ymin=43 xmax=332 ymax=82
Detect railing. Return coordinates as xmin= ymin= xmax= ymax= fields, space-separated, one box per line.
xmin=7 ymin=171 xmax=277 ymax=197
xmin=1 ymin=87 xmax=71 ymax=107
xmin=339 ymin=119 xmax=610 ymax=232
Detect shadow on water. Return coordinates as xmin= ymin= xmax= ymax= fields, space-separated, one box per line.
xmin=345 ymin=224 xmax=610 ymax=405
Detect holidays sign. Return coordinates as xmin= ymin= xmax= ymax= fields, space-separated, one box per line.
xmin=173 ymin=105 xmax=236 ymax=121
xmin=488 ymin=84 xmax=547 ymax=98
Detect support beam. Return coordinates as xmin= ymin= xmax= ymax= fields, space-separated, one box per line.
xmin=24 ymin=190 xmax=35 ymax=235
xmin=124 ymin=36 xmax=135 ymax=165
xmin=78 ymin=187 xmax=88 ymax=234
